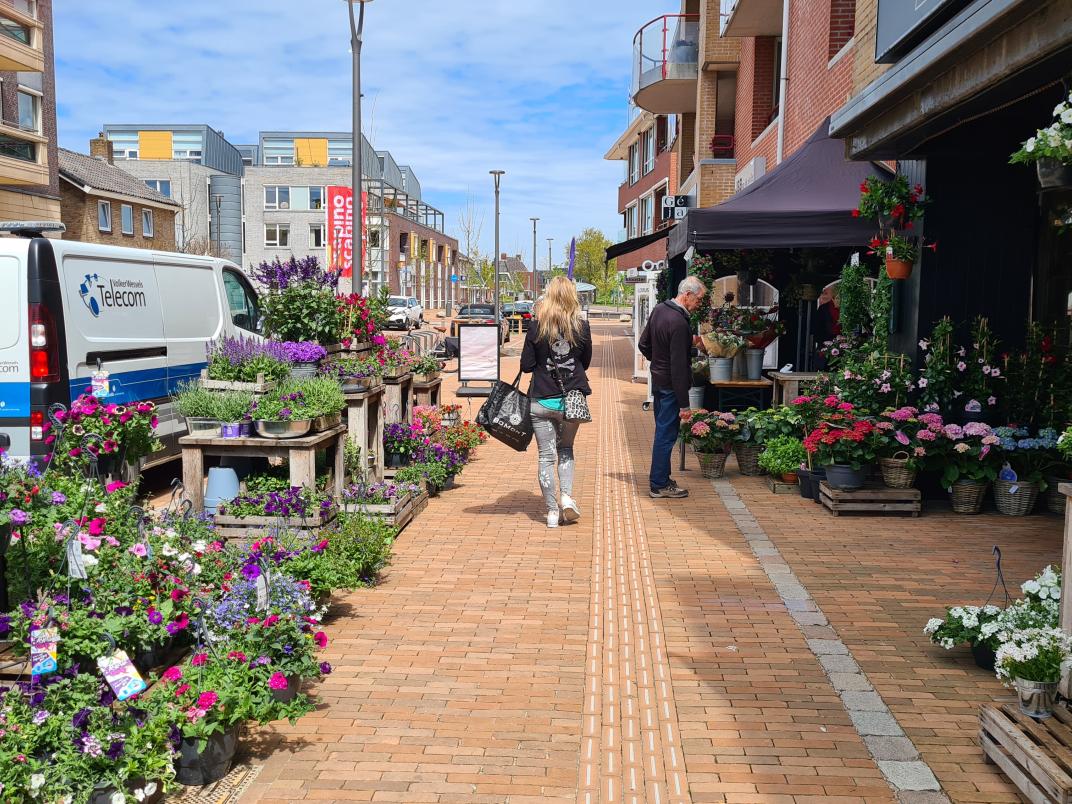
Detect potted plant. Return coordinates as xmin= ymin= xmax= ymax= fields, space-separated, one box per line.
xmin=250 ymin=381 xmax=319 ymax=439
xmin=857 ymin=175 xmax=932 ymax=279
xmin=397 ymin=460 xmax=450 ymax=496
xmin=384 ymin=422 xmax=421 ymax=468
xmin=53 ymin=394 xmax=160 ymax=479
xmin=934 ymin=418 xmax=1002 ymax=513
xmin=213 ymin=390 xmax=254 ymax=438
xmin=174 ymin=381 xmax=222 ymax=436
xmin=204 ymin=336 xmax=290 ymax=388
xmin=411 ymin=354 xmax=441 ymax=383
xmin=995 ymin=627 xmax=1072 ymax=719
xmin=924 ymin=604 xmax=1005 ymax=670
xmin=254 ymin=256 xmax=345 ymax=344
xmin=1010 ymin=90 xmax=1072 ymax=188
xmin=701 ymin=331 xmax=745 ymax=382
xmin=991 ymin=426 xmax=1060 ymax=516
xmin=679 ymin=409 xmax=740 ymax=479
xmin=295 ymin=377 xmax=346 ymax=431
xmin=803 ymin=414 xmax=876 ymax=490
xmin=757 ymin=435 xmax=806 ymax=484
xmin=874 ymin=406 xmax=929 ymax=489
xmin=281 ymin=341 xmax=329 ymax=378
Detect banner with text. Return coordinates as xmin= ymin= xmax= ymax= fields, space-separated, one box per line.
xmin=326 ymin=187 xmax=368 ymax=279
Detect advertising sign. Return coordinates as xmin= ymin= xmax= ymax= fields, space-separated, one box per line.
xmin=326 ymin=187 xmax=368 ymax=279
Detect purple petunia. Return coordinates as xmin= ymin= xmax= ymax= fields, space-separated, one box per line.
xmin=105 ymin=739 xmax=125 ymax=760
xmin=71 ymin=707 xmax=92 ymax=731
xmin=320 ymin=661 xmax=332 ymax=675
xmin=147 ymin=609 xmax=163 ymax=626
xmin=241 ymin=562 xmax=261 ymax=581
xmin=8 ymin=509 xmax=29 ymax=526
xmin=50 ymin=492 xmax=66 ymax=505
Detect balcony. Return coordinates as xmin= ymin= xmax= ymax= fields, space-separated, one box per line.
xmin=721 ymin=0 xmax=784 ymax=38
xmin=0 ymin=1 xmax=42 ymax=72
xmin=631 ymin=14 xmax=698 ymax=114
xmin=0 ymin=119 xmax=47 ymax=185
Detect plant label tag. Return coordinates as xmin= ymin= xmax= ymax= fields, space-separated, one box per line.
xmin=29 ymin=627 xmax=59 ymax=676
xmin=98 ymin=650 xmax=146 ymax=700
xmin=66 ymin=537 xmax=87 ymax=579
xmin=1009 ymin=484 xmax=1020 ymax=494
xmin=255 ymin=573 xmax=269 ymax=610
xmin=850 ymin=252 xmax=860 ymax=266
xmin=90 ymin=370 xmax=110 ymax=399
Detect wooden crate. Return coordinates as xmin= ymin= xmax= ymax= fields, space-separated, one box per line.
xmin=765 ymin=475 xmax=798 ymax=494
xmin=341 ymin=491 xmax=427 ymax=532
xmin=198 ymin=370 xmax=276 ymax=394
xmin=819 ymin=481 xmax=921 ymax=517
xmin=980 ymin=703 xmax=1072 ymax=804
xmin=212 ymin=512 xmax=337 ymax=545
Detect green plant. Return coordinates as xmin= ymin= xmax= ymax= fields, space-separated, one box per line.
xmin=679 ymin=410 xmax=741 ymax=453
xmin=262 ymin=283 xmax=344 ymax=343
xmin=837 ymin=260 xmax=870 ymax=336
xmin=398 ymin=460 xmax=448 ymax=489
xmin=855 ymin=174 xmax=929 ymax=229
xmin=329 ymin=511 xmax=396 ymax=584
xmin=917 ymin=318 xmax=956 ymax=411
xmin=252 ymin=378 xmax=345 ymax=421
xmin=244 ymin=469 xmax=291 ymax=495
xmin=757 ymin=435 xmax=807 ymax=475
xmin=959 ymin=317 xmax=1001 ymax=412
xmin=923 ymin=605 xmax=1004 ymax=650
xmin=211 ymin=390 xmax=255 ymax=423
xmin=1010 ymin=90 xmax=1072 ymax=165
xmin=995 ymin=628 xmax=1072 ymax=683
xmin=173 ymin=381 xmax=219 ymax=419
xmin=344 ymin=437 xmax=364 ymax=482
xmin=411 ymin=354 xmax=440 ymax=375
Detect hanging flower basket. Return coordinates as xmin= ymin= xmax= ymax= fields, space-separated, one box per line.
xmin=885 ymin=256 xmax=914 ymax=280
xmin=695 ymin=449 xmax=729 ymax=479
xmin=175 ymin=725 xmax=241 ymax=786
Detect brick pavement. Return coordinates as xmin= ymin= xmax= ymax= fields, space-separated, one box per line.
xmin=237 ymin=324 xmax=1060 ymax=803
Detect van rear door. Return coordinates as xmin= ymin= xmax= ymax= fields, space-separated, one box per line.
xmin=0 ymin=244 xmax=28 ymax=456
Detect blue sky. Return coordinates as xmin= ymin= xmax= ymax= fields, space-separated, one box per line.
xmin=53 ymin=1 xmax=673 ymax=268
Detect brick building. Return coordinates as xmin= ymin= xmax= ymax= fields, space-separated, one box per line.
xmin=58 ymin=139 xmax=179 ymax=251
xmin=0 ymin=0 xmax=59 ymax=225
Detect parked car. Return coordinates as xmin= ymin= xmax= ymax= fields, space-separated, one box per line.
xmin=504 ymin=301 xmax=534 ymax=331
xmin=450 ymin=303 xmax=510 ymax=343
xmin=0 ymin=227 xmax=263 ymax=465
xmin=386 ymin=296 xmax=423 ymax=330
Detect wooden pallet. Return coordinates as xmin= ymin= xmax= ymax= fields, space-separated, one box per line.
xmin=341 ymin=491 xmax=428 ymax=533
xmin=980 ymin=703 xmax=1072 ymax=804
xmin=819 ymin=481 xmax=921 ymax=517
xmin=765 ymin=475 xmax=798 ymax=494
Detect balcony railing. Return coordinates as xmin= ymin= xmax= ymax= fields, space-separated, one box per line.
xmin=631 ymin=14 xmax=699 ymax=114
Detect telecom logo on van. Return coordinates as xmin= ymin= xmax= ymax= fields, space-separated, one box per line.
xmin=78 ymin=274 xmax=148 ymax=317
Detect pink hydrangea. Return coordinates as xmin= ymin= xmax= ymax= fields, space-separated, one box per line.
xmin=943 ymin=424 xmax=964 ymax=440
xmin=917 ymin=429 xmax=937 ymax=442
xmin=690 ymin=421 xmax=711 ymax=437
xmin=962 ymin=422 xmax=992 ymax=437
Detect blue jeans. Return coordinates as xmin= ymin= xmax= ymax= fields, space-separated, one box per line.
xmin=649 ymin=387 xmax=680 ymax=491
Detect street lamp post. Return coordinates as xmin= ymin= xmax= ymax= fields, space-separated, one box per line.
xmin=529 ymin=217 xmax=539 ymax=301
xmin=345 ymin=0 xmax=372 ymax=296
xmin=490 ymin=170 xmax=505 ymax=326
xmin=547 ymin=237 xmax=554 ymax=289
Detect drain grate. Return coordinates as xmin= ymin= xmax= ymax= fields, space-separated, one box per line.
xmin=166 ymin=763 xmax=262 ymax=803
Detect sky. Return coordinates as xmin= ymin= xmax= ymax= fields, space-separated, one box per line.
xmin=53 ymin=0 xmax=673 ymax=269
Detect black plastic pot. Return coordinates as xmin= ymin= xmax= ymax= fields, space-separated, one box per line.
xmin=798 ymin=468 xmax=813 ymax=499
xmin=384 ymin=450 xmax=410 ymax=469
xmin=271 ymin=674 xmax=302 ymax=703
xmin=132 ymin=639 xmax=172 ymax=674
xmin=826 ymin=464 xmax=867 ymax=490
xmin=810 ymin=467 xmax=826 ymax=503
xmin=971 ymin=642 xmax=996 ymax=672
xmin=1037 ymin=157 xmax=1072 ymax=188
xmin=175 ymin=726 xmax=240 ymax=786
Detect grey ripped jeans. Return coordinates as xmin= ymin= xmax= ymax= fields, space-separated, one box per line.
xmin=530 ymin=404 xmax=580 ymax=513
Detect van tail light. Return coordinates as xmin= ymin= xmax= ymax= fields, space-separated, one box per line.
xmin=522 ymin=313 xmax=532 ymax=319
xmin=29 ymin=303 xmax=60 ymax=383
xmin=30 ymin=410 xmax=44 ymax=441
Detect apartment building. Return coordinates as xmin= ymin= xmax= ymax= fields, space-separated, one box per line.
xmin=604 ymin=110 xmax=677 ymax=272
xmin=0 ymin=0 xmax=58 ymax=224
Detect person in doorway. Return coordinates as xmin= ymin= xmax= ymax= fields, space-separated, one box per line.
xmin=638 ymin=275 xmax=707 ymax=499
xmin=520 ymin=276 xmax=593 ymax=528
xmin=814 ymin=285 xmax=841 ymax=368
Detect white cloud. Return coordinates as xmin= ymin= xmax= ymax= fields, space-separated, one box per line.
xmin=55 ymin=0 xmax=675 ymax=264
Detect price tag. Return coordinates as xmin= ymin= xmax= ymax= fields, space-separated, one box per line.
xmin=97 ymin=650 xmax=146 ymax=701
xmin=90 ymin=369 xmax=110 ymax=399
xmin=29 ymin=627 xmax=59 ymax=676
xmin=255 ymin=573 xmax=269 ymax=611
xmin=66 ymin=537 xmax=87 ymax=579
xmin=850 ymin=252 xmax=860 ymax=266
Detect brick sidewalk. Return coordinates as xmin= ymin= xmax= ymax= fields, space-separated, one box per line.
xmin=238 ymin=324 xmax=1060 ymax=803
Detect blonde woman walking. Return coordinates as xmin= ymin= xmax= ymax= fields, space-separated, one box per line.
xmin=520 ymin=277 xmax=593 ymax=528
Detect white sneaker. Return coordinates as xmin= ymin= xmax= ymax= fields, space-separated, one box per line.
xmin=547 ymin=510 xmax=560 ymax=528
xmin=560 ymin=495 xmax=580 ymax=523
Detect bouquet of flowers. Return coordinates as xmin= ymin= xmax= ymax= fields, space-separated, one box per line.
xmin=700 ymin=331 xmax=745 ymax=358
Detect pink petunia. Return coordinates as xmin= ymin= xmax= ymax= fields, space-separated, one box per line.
xmin=313 ymin=631 xmax=328 ymax=649
xmin=161 ymin=666 xmax=182 ymax=683
xmin=129 ymin=543 xmax=147 ymax=558
xmin=196 ymin=691 xmax=218 ymax=709
xmin=191 ymin=653 xmax=208 ymax=667
xmin=268 ymin=672 xmax=289 ymax=690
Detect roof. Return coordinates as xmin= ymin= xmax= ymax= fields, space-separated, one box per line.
xmin=668 ymin=117 xmax=886 ymax=257
xmin=499 ymin=254 xmax=529 ymax=273
xmin=58 ymin=149 xmax=180 ymax=208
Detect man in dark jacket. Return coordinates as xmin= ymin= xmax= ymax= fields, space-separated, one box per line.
xmin=638 ymin=275 xmax=707 ymax=498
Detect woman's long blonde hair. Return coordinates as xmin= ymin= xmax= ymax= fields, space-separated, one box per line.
xmin=536 ymin=276 xmax=583 ymax=345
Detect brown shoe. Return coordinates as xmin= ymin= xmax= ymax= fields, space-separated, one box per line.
xmin=649 ymin=485 xmax=688 ymax=499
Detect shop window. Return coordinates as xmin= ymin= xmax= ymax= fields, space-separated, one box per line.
xmin=828 ymin=0 xmax=857 ymax=59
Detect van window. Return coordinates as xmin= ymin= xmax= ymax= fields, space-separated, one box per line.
xmin=0 ymin=255 xmax=19 ymax=348
xmin=223 ymin=270 xmax=261 ymax=333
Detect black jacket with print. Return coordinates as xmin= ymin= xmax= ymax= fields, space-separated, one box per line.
xmin=520 ymin=320 xmax=593 ymax=400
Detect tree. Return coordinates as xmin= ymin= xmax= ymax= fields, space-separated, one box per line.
xmin=567 ymin=228 xmax=621 ymax=303
xmin=457 ymin=194 xmax=492 ymax=302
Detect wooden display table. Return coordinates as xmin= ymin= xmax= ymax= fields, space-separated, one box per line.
xmin=412 ymin=376 xmax=443 ymax=408
xmin=345 ymin=385 xmax=385 ymax=482
xmin=708 ymin=377 xmax=773 ymax=411
xmin=769 ymin=371 xmax=820 ymax=404
xmin=179 ymin=425 xmax=346 ymax=512
xmin=383 ymin=373 xmax=413 ymax=425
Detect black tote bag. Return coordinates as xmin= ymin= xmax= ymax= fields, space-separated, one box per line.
xmin=476 ymin=371 xmax=534 ymax=452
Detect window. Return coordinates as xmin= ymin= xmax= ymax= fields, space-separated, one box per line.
xmin=328 ymin=140 xmax=352 ymax=166
xmin=120 ymin=204 xmax=134 ymax=235
xmin=653 ymin=185 xmax=668 ymax=226
xmin=643 ymin=128 xmax=656 ymax=175
xmin=264 ymin=186 xmax=290 ymax=210
xmin=262 ymin=138 xmax=295 ymax=165
xmin=0 ymin=134 xmax=34 ymax=162
xmin=264 ymin=223 xmax=289 ymax=247
xmin=625 ymin=204 xmax=638 ymax=239
xmin=0 ymin=17 xmax=30 ymax=45
xmin=640 ymin=195 xmax=654 ymax=235
xmin=309 ymin=224 xmax=324 ymax=248
xmin=172 ymin=132 xmax=204 ymax=161
xmin=222 ymin=270 xmax=261 ymax=333
xmin=16 ymin=90 xmax=37 ymax=133
xmin=667 ymin=114 xmax=678 ymax=147
xmin=97 ymin=201 xmax=111 ymax=232
xmin=628 ymin=143 xmax=640 ymax=185
xmin=309 ymin=186 xmax=324 ymax=210
xmin=772 ymin=38 xmax=783 ymax=119
xmin=142 ymin=209 xmax=154 ymax=237
xmin=108 ymin=132 xmax=139 ymax=160
xmin=369 ymin=229 xmax=381 ymax=249
xmin=144 ymin=179 xmax=171 ymax=197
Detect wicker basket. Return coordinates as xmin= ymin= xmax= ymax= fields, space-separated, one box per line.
xmin=1046 ymin=477 xmax=1067 ymax=515
xmin=950 ymin=480 xmax=987 ymax=514
xmin=733 ymin=443 xmax=764 ymax=476
xmin=993 ymin=479 xmax=1039 ymax=517
xmin=879 ymin=452 xmax=917 ymax=489
xmin=695 ymin=450 xmax=729 ymax=479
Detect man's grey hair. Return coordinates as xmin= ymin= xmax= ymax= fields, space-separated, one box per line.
xmin=677 ymin=275 xmax=706 ymax=296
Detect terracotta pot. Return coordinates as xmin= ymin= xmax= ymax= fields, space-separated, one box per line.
xmin=781 ymin=472 xmax=799 ymax=484
xmin=885 ymin=257 xmax=913 ymax=280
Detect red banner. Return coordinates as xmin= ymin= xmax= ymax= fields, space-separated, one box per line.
xmin=327 ymin=186 xmax=353 ymax=278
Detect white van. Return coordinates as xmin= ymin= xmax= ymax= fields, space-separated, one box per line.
xmin=0 ymin=231 xmax=262 ymax=464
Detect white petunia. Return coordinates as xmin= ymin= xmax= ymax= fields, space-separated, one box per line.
xmin=82 ymin=554 xmax=99 ymax=568
xmin=29 ymin=775 xmax=44 ymax=792
xmin=924 ymin=618 xmax=943 ymax=635
xmin=1022 ymin=579 xmax=1041 ymax=595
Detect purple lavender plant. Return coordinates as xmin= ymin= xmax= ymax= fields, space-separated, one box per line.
xmin=251 ymin=256 xmax=341 ymax=291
